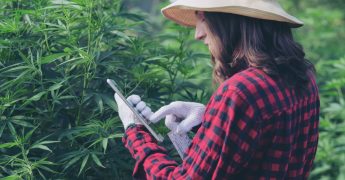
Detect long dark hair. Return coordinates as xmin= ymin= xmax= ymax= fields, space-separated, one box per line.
xmin=203 ymin=12 xmax=315 ymax=90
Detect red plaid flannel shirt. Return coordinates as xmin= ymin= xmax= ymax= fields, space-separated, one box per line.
xmin=122 ymin=67 xmax=320 ymax=179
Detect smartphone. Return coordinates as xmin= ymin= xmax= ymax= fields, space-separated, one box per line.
xmin=106 ymin=79 xmax=164 ymax=142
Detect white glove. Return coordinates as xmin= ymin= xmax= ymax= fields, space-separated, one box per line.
xmin=149 ymin=101 xmax=205 ymax=134
xmin=114 ymin=94 xmax=153 ymax=129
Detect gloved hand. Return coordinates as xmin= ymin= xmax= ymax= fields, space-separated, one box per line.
xmin=149 ymin=101 xmax=205 ymax=134
xmin=114 ymin=93 xmax=153 ymax=130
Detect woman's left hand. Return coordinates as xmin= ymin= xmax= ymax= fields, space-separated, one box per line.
xmin=114 ymin=93 xmax=153 ymax=129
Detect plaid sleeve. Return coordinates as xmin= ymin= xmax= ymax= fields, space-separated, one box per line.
xmin=122 ymin=81 xmax=261 ymax=179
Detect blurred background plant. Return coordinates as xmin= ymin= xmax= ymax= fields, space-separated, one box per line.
xmin=0 ymin=0 xmax=344 ymax=179
xmin=282 ymin=1 xmax=345 ymax=179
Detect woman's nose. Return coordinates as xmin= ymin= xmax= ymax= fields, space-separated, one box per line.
xmin=194 ymin=28 xmax=206 ymax=40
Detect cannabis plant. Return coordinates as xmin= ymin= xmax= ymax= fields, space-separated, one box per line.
xmin=0 ymin=0 xmax=210 ymax=179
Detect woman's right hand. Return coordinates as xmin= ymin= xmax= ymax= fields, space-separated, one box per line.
xmin=149 ymin=101 xmax=206 ymax=134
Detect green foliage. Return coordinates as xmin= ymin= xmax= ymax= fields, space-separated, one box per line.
xmin=309 ymin=57 xmax=345 ymax=180
xmin=287 ymin=1 xmax=345 ymax=179
xmin=0 ymin=0 xmax=210 ymax=179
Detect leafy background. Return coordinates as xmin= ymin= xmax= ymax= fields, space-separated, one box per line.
xmin=0 ymin=0 xmax=344 ymax=179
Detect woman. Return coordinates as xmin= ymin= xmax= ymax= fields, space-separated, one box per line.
xmin=114 ymin=0 xmax=320 ymax=179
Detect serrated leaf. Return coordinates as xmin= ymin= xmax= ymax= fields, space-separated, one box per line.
xmin=24 ymin=127 xmax=38 ymax=141
xmin=63 ymin=155 xmax=82 ymax=171
xmin=0 ymin=142 xmax=18 ymax=149
xmin=36 ymin=169 xmax=47 ymax=180
xmin=0 ymin=175 xmax=22 ymax=180
xmin=31 ymin=144 xmax=52 ymax=152
xmin=110 ymin=30 xmax=131 ymax=41
xmin=78 ymin=154 xmax=89 ymax=176
xmin=39 ymin=141 xmax=60 ymax=145
xmin=91 ymin=153 xmax=105 ymax=168
xmin=38 ymin=165 xmax=57 ymax=174
xmin=11 ymin=115 xmax=31 ymax=120
xmin=310 ymin=164 xmax=331 ymax=177
xmin=48 ymin=82 xmax=63 ymax=91
xmin=11 ymin=120 xmax=34 ymax=127
xmin=7 ymin=122 xmax=16 ymax=136
xmin=0 ymin=125 xmax=5 ymax=138
xmin=28 ymin=91 xmax=46 ymax=101
xmin=144 ymin=56 xmax=167 ymax=62
xmin=102 ymin=138 xmax=108 ymax=154
xmin=2 ymin=65 xmax=28 ymax=73
xmin=40 ymin=53 xmax=67 ymax=64
xmin=108 ymin=133 xmax=124 ymax=139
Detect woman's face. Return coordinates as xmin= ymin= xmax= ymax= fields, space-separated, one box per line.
xmin=194 ymin=11 xmax=220 ymax=58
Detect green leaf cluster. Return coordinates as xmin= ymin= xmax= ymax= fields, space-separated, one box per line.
xmin=0 ymin=0 xmax=211 ymax=179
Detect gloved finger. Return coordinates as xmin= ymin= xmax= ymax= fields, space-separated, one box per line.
xmin=165 ymin=115 xmax=179 ymax=131
xmin=176 ymin=115 xmax=201 ymax=134
xmin=136 ymin=101 xmax=146 ymax=111
xmin=149 ymin=102 xmax=182 ymax=123
xmin=127 ymin=95 xmax=141 ymax=106
xmin=141 ymin=106 xmax=153 ymax=119
xmin=114 ymin=93 xmax=131 ymax=114
xmin=114 ymin=93 xmax=124 ymax=106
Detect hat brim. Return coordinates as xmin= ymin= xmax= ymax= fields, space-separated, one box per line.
xmin=162 ymin=0 xmax=303 ymax=28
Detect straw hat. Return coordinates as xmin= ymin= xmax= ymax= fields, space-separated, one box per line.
xmin=161 ymin=0 xmax=303 ymax=28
